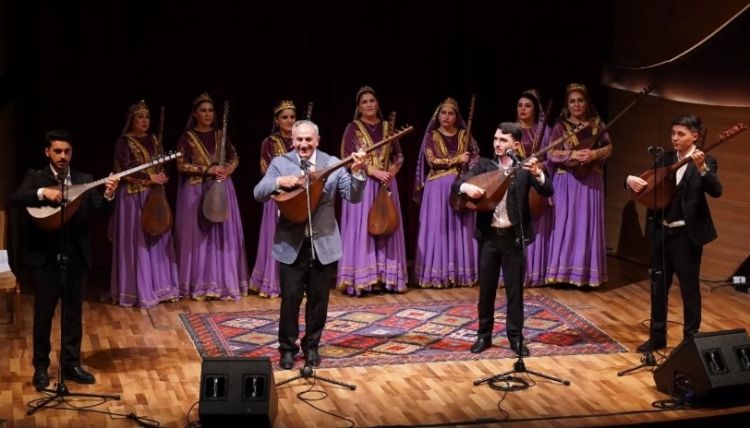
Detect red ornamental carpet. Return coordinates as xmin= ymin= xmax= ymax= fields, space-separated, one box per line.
xmin=180 ymin=296 xmax=626 ymax=369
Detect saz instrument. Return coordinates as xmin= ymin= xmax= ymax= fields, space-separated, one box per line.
xmin=528 ymin=100 xmax=554 ymax=219
xmin=458 ymin=94 xmax=477 ymax=177
xmin=562 ymin=85 xmax=653 ymax=179
xmin=201 ymin=100 xmax=230 ymax=224
xmin=450 ymin=122 xmax=590 ymax=212
xmin=368 ymin=111 xmax=402 ymax=236
xmin=630 ymin=122 xmax=746 ymax=210
xmin=27 ymin=152 xmax=182 ymax=231
xmin=273 ymin=126 xmax=414 ymax=224
xmin=141 ymin=105 xmax=174 ymax=236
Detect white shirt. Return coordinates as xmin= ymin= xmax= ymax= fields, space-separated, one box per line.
xmin=491 ymin=163 xmax=514 ymax=229
xmin=458 ymin=158 xmax=545 ymax=229
xmin=675 ymin=146 xmax=696 ymax=186
xmin=36 ymin=165 xmax=71 ymax=200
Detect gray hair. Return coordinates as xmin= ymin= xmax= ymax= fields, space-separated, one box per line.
xmin=292 ymin=119 xmax=319 ymax=135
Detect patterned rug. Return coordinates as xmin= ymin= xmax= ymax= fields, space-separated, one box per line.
xmin=180 ymin=296 xmax=626 ymax=369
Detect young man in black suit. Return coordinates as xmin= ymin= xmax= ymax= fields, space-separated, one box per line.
xmin=452 ymin=122 xmax=553 ymax=356
xmin=626 ymin=115 xmax=722 ymax=352
xmin=11 ymin=130 xmax=119 ymax=390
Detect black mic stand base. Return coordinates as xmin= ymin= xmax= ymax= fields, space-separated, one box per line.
xmin=617 ymin=352 xmax=657 ymax=376
xmin=474 ymin=356 xmax=571 ymax=386
xmin=26 ymin=380 xmax=121 ymax=416
xmin=276 ymin=365 xmax=356 ymax=390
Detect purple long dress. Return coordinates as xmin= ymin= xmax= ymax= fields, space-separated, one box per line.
xmin=498 ymin=125 xmax=554 ymax=287
xmin=175 ymin=130 xmax=249 ymax=300
xmin=545 ymin=118 xmax=610 ymax=286
xmin=413 ymin=129 xmax=479 ymax=288
xmin=336 ymin=120 xmax=408 ymax=295
xmin=249 ymin=133 xmax=292 ymax=298
xmin=110 ymin=134 xmax=179 ymax=307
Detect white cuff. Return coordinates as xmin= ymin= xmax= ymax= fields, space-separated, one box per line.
xmin=352 ymin=170 xmax=366 ymax=181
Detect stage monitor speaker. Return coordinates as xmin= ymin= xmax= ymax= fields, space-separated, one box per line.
xmin=199 ymin=357 xmax=278 ymax=427
xmin=654 ymin=329 xmax=750 ymax=404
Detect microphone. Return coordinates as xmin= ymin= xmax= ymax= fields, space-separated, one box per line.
xmin=505 ymin=149 xmax=522 ymax=165
xmin=57 ymin=166 xmax=68 ymax=183
xmin=300 ymin=158 xmax=316 ymax=171
xmin=647 ymin=146 xmax=664 ymax=156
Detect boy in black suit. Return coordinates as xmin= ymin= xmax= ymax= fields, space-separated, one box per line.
xmin=626 ymin=115 xmax=722 ymax=352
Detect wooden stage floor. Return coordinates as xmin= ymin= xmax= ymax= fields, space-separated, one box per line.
xmin=1 ymin=256 xmax=749 ymax=427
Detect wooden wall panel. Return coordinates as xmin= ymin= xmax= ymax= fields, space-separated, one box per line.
xmin=606 ymin=0 xmax=750 ymax=280
xmin=606 ymin=90 xmax=750 ymax=280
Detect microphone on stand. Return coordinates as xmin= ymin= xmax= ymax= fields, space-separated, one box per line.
xmin=57 ymin=166 xmax=69 ymax=205
xmin=300 ymin=158 xmax=316 ymax=172
xmin=647 ymin=146 xmax=664 ymax=156
xmin=57 ymin=166 xmax=68 ymax=183
xmin=505 ymin=149 xmax=522 ymax=165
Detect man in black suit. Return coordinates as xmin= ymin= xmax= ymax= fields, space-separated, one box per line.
xmin=452 ymin=122 xmax=553 ymax=356
xmin=626 ymin=115 xmax=722 ymax=352
xmin=11 ymin=130 xmax=119 ymax=390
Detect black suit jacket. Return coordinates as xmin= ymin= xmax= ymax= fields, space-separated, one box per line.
xmin=10 ymin=167 xmax=111 ymax=269
xmin=646 ymin=152 xmax=722 ymax=246
xmin=452 ymin=157 xmax=553 ymax=244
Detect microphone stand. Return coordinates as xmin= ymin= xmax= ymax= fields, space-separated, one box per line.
xmin=475 ymin=159 xmax=570 ymax=387
xmin=27 ymin=169 xmax=120 ymax=416
xmin=276 ymin=158 xmax=356 ymax=391
xmin=618 ymin=147 xmax=663 ymax=376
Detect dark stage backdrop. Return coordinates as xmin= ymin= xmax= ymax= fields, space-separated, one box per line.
xmin=5 ymin=1 xmax=613 ymax=275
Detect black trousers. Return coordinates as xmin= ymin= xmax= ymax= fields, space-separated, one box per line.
xmin=649 ymin=226 xmax=703 ymax=341
xmin=476 ymin=228 xmax=525 ymax=345
xmin=278 ymin=241 xmax=334 ymax=354
xmin=32 ymin=257 xmax=86 ymax=370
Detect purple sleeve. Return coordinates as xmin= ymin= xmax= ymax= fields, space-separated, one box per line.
xmin=177 ymin=133 xmax=204 ymax=175
xmin=225 ymin=137 xmax=239 ymax=174
xmin=114 ymin=137 xmax=150 ymax=183
xmin=390 ymin=141 xmax=404 ymax=166
xmin=340 ymin=122 xmax=360 ymax=158
xmin=546 ymin=123 xmax=567 ymax=165
xmin=259 ymin=136 xmax=276 ymax=174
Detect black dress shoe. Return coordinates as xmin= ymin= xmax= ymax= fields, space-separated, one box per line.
xmin=63 ymin=366 xmax=96 ymax=384
xmin=470 ymin=338 xmax=491 ymax=354
xmin=305 ymin=349 xmax=321 ymax=367
xmin=510 ymin=342 xmax=530 ymax=357
xmin=279 ymin=351 xmax=295 ymax=370
xmin=636 ymin=337 xmax=666 ymax=353
xmin=33 ymin=368 xmax=50 ymax=390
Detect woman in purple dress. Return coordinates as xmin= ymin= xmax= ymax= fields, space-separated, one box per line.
xmin=545 ymin=83 xmax=611 ymax=286
xmin=337 ymin=86 xmax=408 ymax=296
xmin=110 ymin=100 xmax=179 ymax=307
xmin=515 ymin=89 xmax=554 ymax=287
xmin=250 ymin=100 xmax=296 ymax=298
xmin=174 ymin=92 xmax=249 ymax=300
xmin=413 ymin=97 xmax=479 ymax=288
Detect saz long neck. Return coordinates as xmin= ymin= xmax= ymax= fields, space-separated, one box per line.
xmin=83 ymin=153 xmax=182 ymax=190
